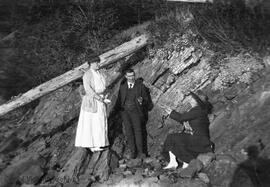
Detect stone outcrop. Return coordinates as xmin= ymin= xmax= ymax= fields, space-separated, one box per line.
xmin=0 ymin=25 xmax=270 ymax=187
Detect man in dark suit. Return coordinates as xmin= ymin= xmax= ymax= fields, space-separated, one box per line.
xmin=114 ymin=69 xmax=153 ymax=159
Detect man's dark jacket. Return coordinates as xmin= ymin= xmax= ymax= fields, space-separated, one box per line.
xmin=114 ymin=78 xmax=153 ymax=121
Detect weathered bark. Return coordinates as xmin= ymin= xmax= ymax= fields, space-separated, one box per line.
xmin=99 ymin=34 xmax=148 ymax=68
xmin=0 ymin=34 xmax=149 ymax=117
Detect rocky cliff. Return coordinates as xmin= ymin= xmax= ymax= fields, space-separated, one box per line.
xmin=1 ymin=21 xmax=270 ymax=187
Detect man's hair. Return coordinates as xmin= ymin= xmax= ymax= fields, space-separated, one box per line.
xmin=85 ymin=49 xmax=100 ymax=65
xmin=125 ymin=69 xmax=135 ymax=74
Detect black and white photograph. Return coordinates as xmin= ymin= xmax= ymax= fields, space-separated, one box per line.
xmin=0 ymin=0 xmax=270 ymax=186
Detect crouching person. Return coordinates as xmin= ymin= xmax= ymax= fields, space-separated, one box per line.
xmin=162 ymin=91 xmax=214 ymax=169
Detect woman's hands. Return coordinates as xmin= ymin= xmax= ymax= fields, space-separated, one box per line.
xmin=103 ymin=93 xmax=111 ymax=104
xmin=97 ymin=93 xmax=111 ymax=104
xmin=104 ymin=98 xmax=111 ymax=104
xmin=98 ymin=94 xmax=104 ymax=102
xmin=183 ymin=121 xmax=193 ymax=135
xmin=93 ymin=94 xmax=105 ymax=104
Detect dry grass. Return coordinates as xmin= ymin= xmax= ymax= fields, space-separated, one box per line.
xmin=190 ymin=2 xmax=270 ymax=53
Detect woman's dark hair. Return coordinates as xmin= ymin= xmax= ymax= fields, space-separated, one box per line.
xmin=190 ymin=90 xmax=213 ymax=114
xmin=85 ymin=49 xmax=100 ymax=65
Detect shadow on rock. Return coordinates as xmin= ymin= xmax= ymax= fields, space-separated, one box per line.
xmin=230 ymin=145 xmax=270 ymax=187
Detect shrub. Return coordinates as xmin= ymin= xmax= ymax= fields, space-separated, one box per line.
xmin=147 ymin=1 xmax=270 ymax=54
xmin=0 ymin=56 xmax=34 ymax=100
xmin=191 ymin=1 xmax=270 ymax=53
xmin=213 ymin=53 xmax=264 ymax=90
xmin=147 ymin=6 xmax=191 ymax=50
xmin=1 ymin=2 xmax=120 ymax=99
xmin=1 ymin=0 xmax=166 ymax=100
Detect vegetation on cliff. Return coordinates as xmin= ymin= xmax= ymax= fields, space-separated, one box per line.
xmin=0 ymin=0 xmax=269 ymax=103
xmin=1 ymin=1 xmax=270 ymax=186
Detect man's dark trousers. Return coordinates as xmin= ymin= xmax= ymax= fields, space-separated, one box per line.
xmin=121 ymin=107 xmax=143 ymax=156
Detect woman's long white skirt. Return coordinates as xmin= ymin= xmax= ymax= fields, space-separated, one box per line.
xmin=75 ymin=100 xmax=108 ymax=148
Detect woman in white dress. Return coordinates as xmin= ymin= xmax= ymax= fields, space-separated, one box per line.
xmin=75 ymin=55 xmax=109 ymax=152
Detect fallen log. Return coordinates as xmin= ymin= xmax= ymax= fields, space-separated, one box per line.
xmin=0 ymin=34 xmax=149 ymax=117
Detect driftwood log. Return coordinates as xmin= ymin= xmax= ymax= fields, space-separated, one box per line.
xmin=0 ymin=34 xmax=149 ymax=116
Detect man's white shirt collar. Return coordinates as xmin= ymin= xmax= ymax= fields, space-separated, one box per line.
xmin=127 ymin=82 xmax=134 ymax=88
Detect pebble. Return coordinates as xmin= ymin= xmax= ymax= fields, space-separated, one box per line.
xmin=198 ymin=172 xmax=210 ymax=184
xmin=123 ymin=170 xmax=133 ymax=176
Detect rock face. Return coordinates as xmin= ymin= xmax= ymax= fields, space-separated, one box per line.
xmin=1 ymin=27 xmax=270 ymax=187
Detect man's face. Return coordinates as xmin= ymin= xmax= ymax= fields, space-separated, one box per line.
xmin=125 ymin=72 xmax=135 ymax=83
